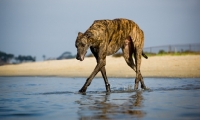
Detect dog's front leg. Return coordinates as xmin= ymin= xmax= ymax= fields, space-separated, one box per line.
xmin=79 ymin=58 xmax=106 ymax=93
xmin=100 ymin=66 xmax=111 ymax=93
xmin=90 ymin=47 xmax=111 ymax=93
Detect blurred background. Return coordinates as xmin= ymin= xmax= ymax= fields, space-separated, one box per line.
xmin=0 ymin=0 xmax=200 ymax=63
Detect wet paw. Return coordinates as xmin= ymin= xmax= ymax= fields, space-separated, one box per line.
xmin=141 ymin=85 xmax=147 ymax=90
xmin=134 ymin=84 xmax=139 ymax=90
xmin=106 ymin=84 xmax=111 ymax=93
xmin=79 ymin=89 xmax=86 ymax=93
xmin=106 ymin=91 xmax=111 ymax=95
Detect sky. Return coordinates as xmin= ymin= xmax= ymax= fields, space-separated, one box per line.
xmin=0 ymin=0 xmax=200 ymax=61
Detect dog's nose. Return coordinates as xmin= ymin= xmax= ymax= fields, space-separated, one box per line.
xmin=76 ymin=54 xmax=83 ymax=61
xmin=76 ymin=54 xmax=80 ymax=60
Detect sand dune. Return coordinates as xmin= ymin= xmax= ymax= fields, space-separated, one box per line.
xmin=0 ymin=55 xmax=200 ymax=78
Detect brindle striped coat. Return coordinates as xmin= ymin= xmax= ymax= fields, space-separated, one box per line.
xmin=75 ymin=18 xmax=148 ymax=93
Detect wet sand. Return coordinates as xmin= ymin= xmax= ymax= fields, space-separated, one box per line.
xmin=0 ymin=55 xmax=200 ymax=78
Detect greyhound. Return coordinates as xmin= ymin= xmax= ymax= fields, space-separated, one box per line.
xmin=75 ymin=18 xmax=148 ymax=93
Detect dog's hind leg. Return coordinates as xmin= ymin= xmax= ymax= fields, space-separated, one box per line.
xmin=133 ymin=47 xmax=146 ymax=90
xmin=122 ymin=37 xmax=143 ymax=90
xmin=122 ymin=36 xmax=146 ymax=90
xmin=122 ymin=38 xmax=146 ymax=89
xmin=122 ymin=37 xmax=136 ymax=72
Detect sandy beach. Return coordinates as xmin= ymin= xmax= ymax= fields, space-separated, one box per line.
xmin=0 ymin=55 xmax=200 ymax=78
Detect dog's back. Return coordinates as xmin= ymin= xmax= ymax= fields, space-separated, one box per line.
xmin=86 ymin=18 xmax=144 ymax=55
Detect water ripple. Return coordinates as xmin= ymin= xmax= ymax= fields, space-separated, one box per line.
xmin=39 ymin=91 xmax=73 ymax=95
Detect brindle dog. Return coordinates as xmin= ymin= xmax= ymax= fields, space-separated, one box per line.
xmin=75 ymin=18 xmax=148 ymax=93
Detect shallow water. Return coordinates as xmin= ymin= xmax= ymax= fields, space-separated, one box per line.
xmin=0 ymin=77 xmax=200 ymax=120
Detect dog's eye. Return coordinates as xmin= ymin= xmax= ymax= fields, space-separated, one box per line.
xmin=81 ymin=43 xmax=85 ymax=47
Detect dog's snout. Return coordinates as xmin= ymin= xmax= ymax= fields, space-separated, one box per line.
xmin=76 ymin=54 xmax=84 ymax=61
xmin=76 ymin=55 xmax=79 ymax=60
xmin=76 ymin=54 xmax=80 ymax=60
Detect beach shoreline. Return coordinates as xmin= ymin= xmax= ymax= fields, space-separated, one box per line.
xmin=0 ymin=55 xmax=200 ymax=78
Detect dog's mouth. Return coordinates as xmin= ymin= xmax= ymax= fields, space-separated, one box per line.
xmin=76 ymin=55 xmax=84 ymax=61
xmin=79 ymin=55 xmax=84 ymax=61
xmin=76 ymin=52 xmax=87 ymax=61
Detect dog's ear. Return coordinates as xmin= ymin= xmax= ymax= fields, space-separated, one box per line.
xmin=85 ymin=32 xmax=93 ymax=38
xmin=78 ymin=32 xmax=83 ymax=36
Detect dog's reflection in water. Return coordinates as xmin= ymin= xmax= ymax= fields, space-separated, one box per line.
xmin=76 ymin=91 xmax=145 ymax=119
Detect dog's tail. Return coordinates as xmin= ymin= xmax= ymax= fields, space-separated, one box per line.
xmin=142 ymin=51 xmax=148 ymax=59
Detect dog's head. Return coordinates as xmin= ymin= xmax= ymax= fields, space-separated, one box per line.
xmin=75 ymin=32 xmax=91 ymax=61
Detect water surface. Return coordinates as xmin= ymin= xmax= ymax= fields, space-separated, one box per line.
xmin=0 ymin=77 xmax=200 ymax=120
